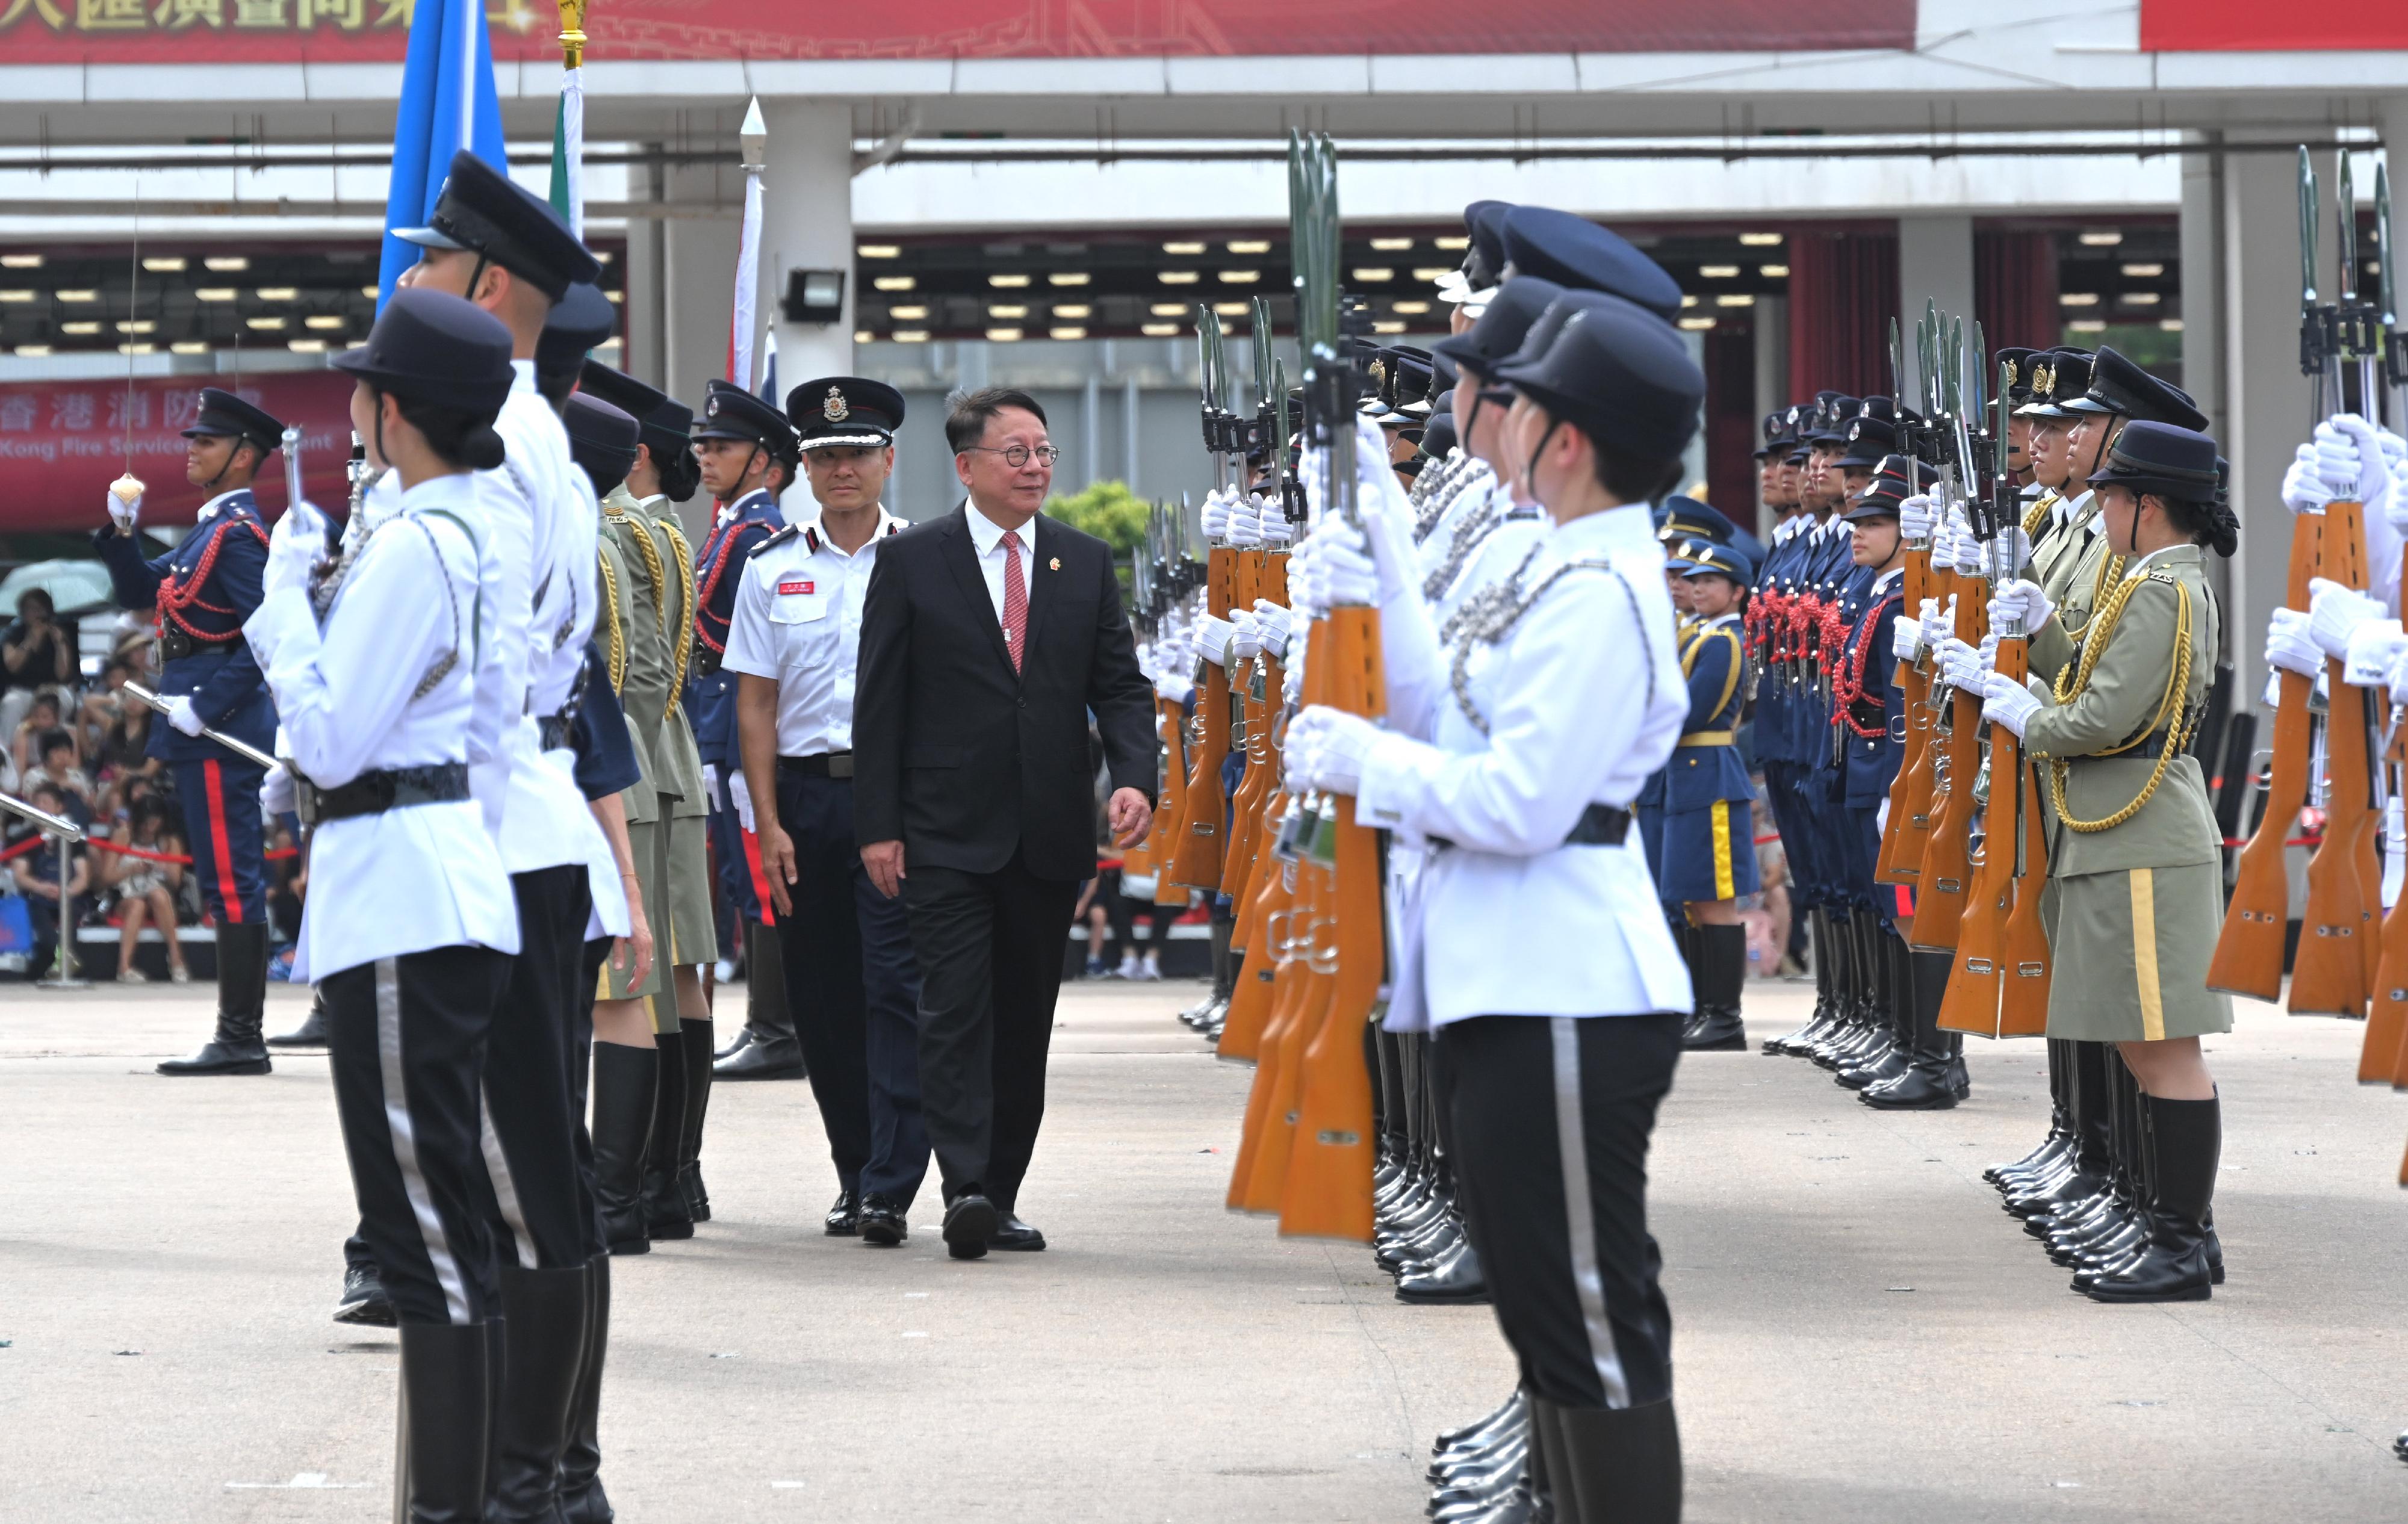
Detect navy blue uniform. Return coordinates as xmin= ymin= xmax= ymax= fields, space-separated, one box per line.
xmin=1834 ymin=566 xmax=1907 ymax=931
xmin=1659 ymin=613 xmax=1760 ymax=904
xmin=687 ymin=487 xmax=783 ymax=934
xmin=93 ymin=494 xmax=274 ymax=927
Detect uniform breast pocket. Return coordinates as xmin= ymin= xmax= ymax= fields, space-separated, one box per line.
xmin=768 ymin=589 xmax=832 ymax=627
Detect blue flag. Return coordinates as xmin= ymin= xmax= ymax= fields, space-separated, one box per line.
xmin=379 ymin=0 xmax=508 ymax=305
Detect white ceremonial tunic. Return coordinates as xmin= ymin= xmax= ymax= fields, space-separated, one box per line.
xmin=721 ymin=508 xmax=904 ymax=754
xmin=1356 ymin=504 xmax=1692 ymax=1032
xmin=244 ymin=473 xmax=520 ymax=983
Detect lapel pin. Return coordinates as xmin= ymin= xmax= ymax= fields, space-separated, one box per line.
xmin=1049 ymin=557 xmax=1060 ymax=571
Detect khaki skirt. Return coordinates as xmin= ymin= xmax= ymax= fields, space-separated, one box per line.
xmin=660 ymin=809 xmax=715 ymax=974
xmin=600 ymin=819 xmax=669 ymax=1006
xmin=2044 ymin=861 xmax=2233 ymax=1042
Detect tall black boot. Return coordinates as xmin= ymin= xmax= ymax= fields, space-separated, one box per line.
xmin=158 ymin=921 xmax=272 ymax=1075
xmin=677 ymin=1017 xmax=714 ymax=1222
xmin=591 ymin=1042 xmax=655 ymax=1256
xmin=641 ymin=1011 xmax=694 ymax=1241
xmin=1770 ymin=908 xmax=1833 ymax=1055
xmin=268 ymin=985 xmax=331 ymax=1048
xmin=716 ymin=929 xmax=804 ymax=1078
xmin=1841 ymin=926 xmax=1913 ymax=1090
xmin=1808 ymin=911 xmax=1860 ymax=1068
xmin=395 ymin=1321 xmax=491 ymax=1524
xmin=1683 ymin=923 xmax=1748 ymax=1051
xmin=557 ymin=1254 xmax=613 ymax=1524
xmin=1550 ymin=1399 xmax=1682 ymax=1524
xmin=486 ymin=1265 xmax=588 ymax=1523
xmin=1862 ymin=947 xmax=1962 ymax=1109
xmin=2085 ymin=1091 xmax=2220 ymax=1302
xmin=1186 ymin=911 xmax=1236 ymax=1032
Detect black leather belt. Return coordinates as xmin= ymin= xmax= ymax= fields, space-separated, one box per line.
xmin=159 ymin=627 xmax=196 ymax=662
xmin=1433 ymin=802 xmax=1630 ymax=852
xmin=309 ymin=763 xmax=472 ymax=824
xmin=538 ymin=713 xmax=573 ymax=751
xmin=778 ymin=752 xmax=854 ymax=779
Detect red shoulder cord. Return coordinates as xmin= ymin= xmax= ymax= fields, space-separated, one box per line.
xmin=692 ymin=518 xmax=747 ymax=657
xmin=1830 ymin=593 xmax=1903 ymax=737
xmin=155 ymin=518 xmax=271 ymax=645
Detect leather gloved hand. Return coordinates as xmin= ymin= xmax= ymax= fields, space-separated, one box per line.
xmin=1980 ymin=670 xmax=2041 ymax=739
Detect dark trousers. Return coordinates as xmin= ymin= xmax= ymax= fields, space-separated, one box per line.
xmin=900 ymin=849 xmax=1080 ymax=1212
xmin=709 ymin=767 xmax=760 ymax=958
xmin=169 ymin=754 xmax=268 ymax=925
xmin=472 ymin=867 xmax=594 ymax=1272
xmin=324 ymin=946 xmax=514 ymax=1325
xmin=1102 ymin=876 xmax=1172 ymax=956
xmin=775 ymin=770 xmax=930 ymax=1204
xmin=1441 ymin=1012 xmax=1683 ymax=1411
xmin=574 ymin=935 xmax=612 ymax=1256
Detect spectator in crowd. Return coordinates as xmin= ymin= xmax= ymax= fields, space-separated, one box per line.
xmin=100 ymin=799 xmax=190 ymax=985
xmin=1104 ymin=868 xmax=1172 ymax=981
xmin=1 ymin=588 xmax=78 ymax=736
xmin=24 ymin=729 xmax=94 ymax=824
xmin=10 ymin=781 xmax=90 ymax=981
xmin=11 ymin=693 xmax=72 ymax=778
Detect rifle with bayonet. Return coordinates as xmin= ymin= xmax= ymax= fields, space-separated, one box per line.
xmin=1909 ymin=315 xmax=1988 ymax=952
xmin=1167 ymin=312 xmax=1240 ymax=892
xmin=1876 ymin=315 xmax=1937 ymax=886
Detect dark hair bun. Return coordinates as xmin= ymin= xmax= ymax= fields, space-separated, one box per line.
xmin=460 ymin=425 xmax=506 ymax=472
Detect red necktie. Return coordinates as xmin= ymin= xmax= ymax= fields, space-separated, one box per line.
xmin=1001 ymin=528 xmax=1027 ymax=672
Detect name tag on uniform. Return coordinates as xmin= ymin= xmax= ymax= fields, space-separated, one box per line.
xmin=778 ymin=580 xmax=816 ymax=595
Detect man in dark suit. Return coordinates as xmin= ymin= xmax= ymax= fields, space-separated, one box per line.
xmin=853 ymin=386 xmax=1155 ymax=1260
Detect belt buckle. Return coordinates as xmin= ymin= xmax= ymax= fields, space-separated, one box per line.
xmin=828 ymin=754 xmax=854 ymax=779
xmin=293 ymin=774 xmax=323 ymax=827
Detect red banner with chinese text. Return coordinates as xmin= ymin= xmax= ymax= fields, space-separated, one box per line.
xmin=2138 ymin=1 xmax=2408 ymax=51
xmin=0 ymin=370 xmax=354 ymax=534
xmin=0 ymin=0 xmax=1911 ymax=64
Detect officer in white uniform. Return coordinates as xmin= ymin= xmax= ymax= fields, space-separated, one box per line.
xmin=723 ymin=377 xmax=931 ymax=1247
xmin=246 ymin=288 xmax=523 ymax=1523
xmin=1288 ymin=291 xmax=1704 ymax=1524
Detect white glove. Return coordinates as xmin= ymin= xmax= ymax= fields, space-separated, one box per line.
xmin=1935 ymin=636 xmax=1991 ymax=692
xmin=1917 ymin=596 xmax=1952 ymax=653
xmin=1195 ymin=615 xmax=1236 ymax=666
xmin=1989 ymin=577 xmax=2055 ymax=634
xmin=259 ymin=761 xmax=296 ymax=817
xmin=2307 ymin=577 xmax=2388 ymax=660
xmin=1996 ymin=525 xmax=2035 ymax=579
xmin=2265 ymin=606 xmax=2325 ymax=678
xmin=1947 ymin=511 xmax=1984 ymax=575
xmin=261 ymin=498 xmax=326 ymax=602
xmin=728 ymin=769 xmax=756 ymax=832
xmin=1282 ymin=651 xmax=1306 ymax=710
xmin=1254 ymin=495 xmax=1294 ymax=549
xmin=1228 ymin=610 xmax=1262 ymax=661
xmin=161 ymin=694 xmax=205 ymax=738
xmin=1155 ymin=667 xmax=1194 ymax=705
xmin=1279 ymin=727 xmax=1313 ymax=794
xmin=1891 ymin=613 xmax=1923 ymax=663
xmin=1287 ymin=705 xmax=1382 ymax=796
xmin=1302 ymin=518 xmax=1380 ymax=610
xmin=1252 ymin=599 xmax=1292 ymax=659
xmin=1898 ymin=491 xmax=1935 ymax=542
xmin=701 ymin=763 xmax=719 ymax=802
xmin=2325 ymin=414 xmax=2397 ymax=525
xmin=1199 ymin=487 xmax=1235 ymax=543
xmin=1224 ymin=494 xmax=1264 ymax=550
xmin=1929 ymin=512 xmax=1956 ymax=569
xmin=1980 ymin=670 xmax=2041 ymax=739
xmin=2390 ymin=644 xmax=2408 ymax=708
xmin=2282 ymin=444 xmax=2337 ymax=516
xmin=2344 ymin=619 xmax=2408 ymax=689
xmin=105 ymin=479 xmax=143 ymax=533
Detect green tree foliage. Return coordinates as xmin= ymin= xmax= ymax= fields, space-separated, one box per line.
xmin=1043 ymin=479 xmax=1150 ymax=553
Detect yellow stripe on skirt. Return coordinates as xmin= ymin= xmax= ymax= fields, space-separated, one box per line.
xmin=1710 ymin=800 xmax=1734 ymax=902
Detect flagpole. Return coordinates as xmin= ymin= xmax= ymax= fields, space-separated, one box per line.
xmin=729 ymin=96 xmax=767 ymax=390
xmin=553 ymin=0 xmax=588 ymax=240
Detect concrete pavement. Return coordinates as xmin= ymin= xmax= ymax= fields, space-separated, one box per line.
xmin=0 ymin=976 xmax=2403 ymax=1522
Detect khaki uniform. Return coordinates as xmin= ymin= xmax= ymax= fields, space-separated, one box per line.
xmin=598 ymin=486 xmax=716 ymax=1018
xmin=2022 ymin=544 xmax=2230 ymax=1042
xmin=2026 ymin=490 xmax=2109 ymax=684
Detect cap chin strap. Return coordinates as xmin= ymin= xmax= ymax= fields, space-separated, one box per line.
xmin=1521 ymin=418 xmax=1563 ymax=506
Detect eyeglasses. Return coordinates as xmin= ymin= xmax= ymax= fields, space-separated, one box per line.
xmin=962 ymin=444 xmax=1061 ymax=468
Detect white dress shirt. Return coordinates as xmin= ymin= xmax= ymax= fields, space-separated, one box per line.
xmin=722 ymin=506 xmax=903 ymax=755
xmin=243 ymin=472 xmax=520 ymax=982
xmin=962 ymin=497 xmax=1037 ymax=646
xmin=1356 ymin=504 xmax=1693 ymax=1031
xmin=193 ymin=488 xmax=246 ymax=524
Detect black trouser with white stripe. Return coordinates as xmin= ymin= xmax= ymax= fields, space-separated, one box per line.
xmin=323 ymin=946 xmax=515 ymax=1326
xmin=473 ymin=866 xmax=597 ymax=1273
xmin=1440 ymin=1012 xmax=1683 ymax=1410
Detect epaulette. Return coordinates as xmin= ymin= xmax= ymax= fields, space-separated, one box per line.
xmin=760 ymin=522 xmax=802 ymax=550
xmin=804 ymin=526 xmax=826 ymax=554
xmin=883 ymin=519 xmax=904 ymax=537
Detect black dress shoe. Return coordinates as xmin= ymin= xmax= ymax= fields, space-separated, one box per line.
xmin=333 ymin=1261 xmax=396 ymax=1327
xmin=942 ymin=1194 xmax=999 ymax=1260
xmin=1396 ymin=1236 xmax=1489 ymax=1304
xmin=858 ymin=1195 xmax=908 ymax=1246
xmin=156 ymin=1035 xmax=272 ymax=1076
xmin=987 ymin=1214 xmax=1046 ymax=1252
xmin=714 ymin=1034 xmax=805 ymax=1080
xmin=824 ymin=1189 xmax=861 ymax=1236
xmin=265 ymin=997 xmax=330 ymax=1049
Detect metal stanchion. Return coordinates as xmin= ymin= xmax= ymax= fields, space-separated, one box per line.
xmin=37 ymin=829 xmax=88 ymax=990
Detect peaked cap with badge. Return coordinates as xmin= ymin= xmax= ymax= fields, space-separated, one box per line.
xmin=393 ymin=148 xmax=600 ymax=302
xmin=694 ymin=379 xmax=801 ymax=463
xmin=787 ymin=376 xmax=907 ymax=451
xmin=181 ymin=387 xmax=285 ymax=457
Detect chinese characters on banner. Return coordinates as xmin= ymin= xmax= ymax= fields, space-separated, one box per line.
xmin=0 ymin=371 xmax=355 ymax=533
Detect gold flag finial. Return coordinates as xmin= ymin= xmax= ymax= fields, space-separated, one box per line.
xmin=557 ymin=0 xmax=589 ymax=69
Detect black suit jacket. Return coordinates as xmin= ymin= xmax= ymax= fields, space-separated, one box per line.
xmin=852 ymin=502 xmax=1156 ymax=881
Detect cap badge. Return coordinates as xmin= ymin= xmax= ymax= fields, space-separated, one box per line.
xmin=2034 ymin=362 xmax=2055 ymax=397
xmin=1368 ymin=358 xmax=1386 ymax=388
xmin=1848 ymin=421 xmax=1863 ymax=440
xmin=824 ymin=386 xmax=850 ymax=423
xmin=707 ymin=397 xmax=721 ymax=418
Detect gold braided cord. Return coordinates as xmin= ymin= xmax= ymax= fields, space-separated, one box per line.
xmin=609 ymin=508 xmax=671 ymax=624
xmin=659 ymin=517 xmax=697 ymax=697
xmin=2047 ymin=571 xmax=2194 ymax=834
xmin=2020 ymin=491 xmax=2057 ymax=539
xmin=597 ymin=548 xmax=628 ymax=692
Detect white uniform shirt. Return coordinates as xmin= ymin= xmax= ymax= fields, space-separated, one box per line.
xmin=961 ymin=497 xmax=1037 ymax=640
xmin=722 ymin=507 xmax=904 ymax=754
xmin=1356 ymin=504 xmax=1693 ymax=1030
xmin=243 ymin=473 xmax=519 ymax=982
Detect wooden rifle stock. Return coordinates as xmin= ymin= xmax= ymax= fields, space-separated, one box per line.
xmin=1874 ymin=536 xmax=1934 ymax=884
xmin=1151 ymin=692 xmax=1193 ymax=905
xmin=1168 ymin=546 xmax=1238 ymax=889
xmin=1890 ymin=559 xmax=1957 ymax=886
xmin=2292 ymin=497 xmax=2375 ymax=1015
xmin=2209 ymin=513 xmax=2323 ymax=999
xmin=1994 ymin=757 xmax=2054 ymax=1036
xmin=1908 ymin=574 xmax=1987 ymax=950
xmin=1939 ymin=616 xmax=2050 ymax=1036
xmin=1281 ymin=606 xmax=1385 ymax=1242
